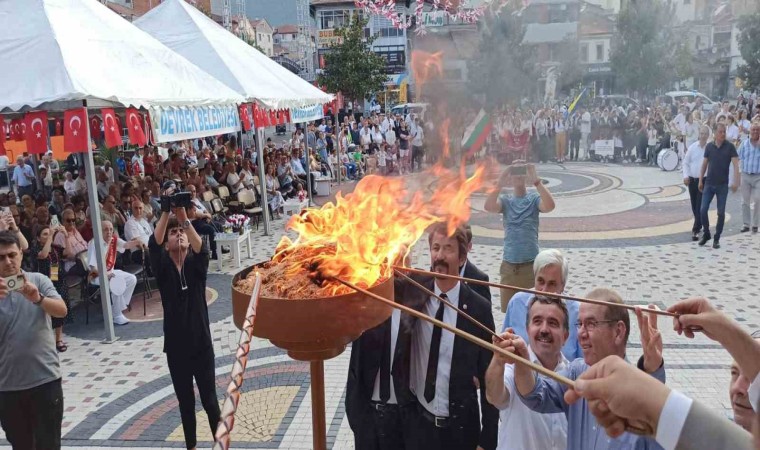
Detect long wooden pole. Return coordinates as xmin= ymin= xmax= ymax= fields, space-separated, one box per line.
xmin=394 ymin=266 xmax=679 ymax=318
xmin=335 ymin=276 xmax=653 ymax=437
xmin=393 ymin=269 xmax=502 ymax=342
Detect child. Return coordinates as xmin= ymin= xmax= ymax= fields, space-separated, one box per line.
xmin=294 ymin=182 xmax=307 ymax=202
xmin=377 ymin=145 xmax=387 ymax=176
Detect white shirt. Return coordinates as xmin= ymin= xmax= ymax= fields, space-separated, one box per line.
xmin=377 ymin=150 xmax=387 ymax=167
xmin=371 ymin=309 xmax=401 ymax=404
xmin=226 ymin=172 xmax=242 ymax=194
xmin=412 ymin=126 xmax=424 ymax=146
xmin=497 ymin=348 xmax=568 ymax=450
xmin=655 ymin=390 xmax=694 ymax=450
xmin=683 ymin=121 xmax=700 ymax=146
xmin=86 ymin=237 xmax=126 ymax=285
xmin=412 ymin=282 xmax=460 ymax=417
xmin=682 ymin=141 xmax=706 ymax=179
xmin=63 ymin=179 xmax=78 ymax=197
xmin=727 ymin=124 xmax=740 ymax=142
xmin=581 ymin=112 xmax=591 ymax=133
xmin=124 ymin=216 xmax=153 ymax=246
xmin=74 ymin=177 xmax=86 ymax=195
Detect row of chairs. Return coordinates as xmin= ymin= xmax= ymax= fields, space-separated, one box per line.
xmin=201 ymin=185 xmax=268 ymax=230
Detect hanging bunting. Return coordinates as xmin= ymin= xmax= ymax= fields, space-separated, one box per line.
xmin=101 ymin=108 xmax=122 ymax=148
xmin=63 ymin=108 xmax=89 ymax=153
xmin=126 ymin=108 xmax=147 ymax=147
xmin=25 ymin=111 xmax=49 ymax=154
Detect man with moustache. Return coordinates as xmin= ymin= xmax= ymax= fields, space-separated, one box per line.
xmin=513 ymin=287 xmax=666 ymax=450
xmin=728 ymin=332 xmax=760 ymax=432
xmin=485 ymin=296 xmax=569 ymax=450
xmin=407 ymin=223 xmax=498 ymax=449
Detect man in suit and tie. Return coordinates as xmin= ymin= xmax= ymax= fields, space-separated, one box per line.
xmin=461 ymin=224 xmax=492 ymax=304
xmin=408 ymin=223 xmax=498 ymax=449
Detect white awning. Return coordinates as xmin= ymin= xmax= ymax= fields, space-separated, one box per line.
xmin=135 ymin=0 xmax=333 ymax=110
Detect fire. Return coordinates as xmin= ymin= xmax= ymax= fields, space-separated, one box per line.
xmin=411 ymin=50 xmax=443 ymax=97
xmin=270 ymin=166 xmax=487 ymax=297
xmin=440 ymin=118 xmax=451 ymax=160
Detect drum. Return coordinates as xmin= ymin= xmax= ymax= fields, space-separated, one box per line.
xmin=657 ymin=149 xmax=679 ymax=171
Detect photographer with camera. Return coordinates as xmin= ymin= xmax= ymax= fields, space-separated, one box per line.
xmin=484 ymin=162 xmax=556 ymax=312
xmin=150 ymin=181 xmax=220 ymax=450
xmin=0 ymin=230 xmax=67 ymax=450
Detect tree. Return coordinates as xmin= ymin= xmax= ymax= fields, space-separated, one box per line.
xmin=611 ymin=0 xmax=692 ymax=94
xmin=736 ymin=13 xmax=760 ymax=91
xmin=467 ymin=10 xmax=538 ymax=106
xmin=317 ymin=16 xmax=388 ymax=104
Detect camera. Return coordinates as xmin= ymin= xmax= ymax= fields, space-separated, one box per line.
xmin=5 ymin=275 xmax=23 ymax=292
xmin=161 ymin=181 xmax=193 ymax=211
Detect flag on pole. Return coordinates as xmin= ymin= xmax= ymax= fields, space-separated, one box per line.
xmin=64 ymin=108 xmax=89 ymax=153
xmin=101 ymin=108 xmax=122 ymax=148
xmin=568 ymin=88 xmax=587 ymax=114
xmin=461 ymin=109 xmax=492 ymax=157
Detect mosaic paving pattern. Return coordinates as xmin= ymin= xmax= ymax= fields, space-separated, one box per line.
xmin=2 ymin=162 xmax=759 ymax=449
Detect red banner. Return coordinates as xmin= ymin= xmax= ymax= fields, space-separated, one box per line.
xmin=126 ymin=108 xmax=147 ymax=147
xmin=239 ymin=104 xmax=251 ymax=131
xmin=25 ymin=111 xmax=49 ymax=154
xmin=101 ymin=108 xmax=122 ymax=148
xmin=10 ymin=119 xmax=23 ymax=141
xmin=64 ymin=108 xmax=89 ymax=153
xmin=90 ymin=115 xmax=102 ymax=141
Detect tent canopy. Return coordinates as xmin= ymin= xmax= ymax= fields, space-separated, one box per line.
xmin=135 ymin=0 xmax=333 ymax=110
xmin=0 ymin=0 xmax=244 ymax=113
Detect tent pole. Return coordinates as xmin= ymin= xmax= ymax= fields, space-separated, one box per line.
xmin=83 ymin=108 xmax=117 ymax=343
xmin=255 ymin=126 xmax=270 ymax=236
xmin=335 ymin=110 xmax=341 ymax=186
xmin=306 ymin=143 xmax=313 ymax=208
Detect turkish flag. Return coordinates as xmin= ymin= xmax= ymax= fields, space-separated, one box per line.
xmin=239 ymin=104 xmax=251 ymax=131
xmin=64 ymin=108 xmax=89 ymax=153
xmin=252 ymin=104 xmax=260 ymax=129
xmin=125 ymin=108 xmax=147 ymax=147
xmin=0 ymin=115 xmax=6 ymax=156
xmin=25 ymin=111 xmax=48 ymax=154
xmin=90 ymin=116 xmax=102 ymax=141
xmin=54 ymin=119 xmax=63 ymax=136
xmin=11 ymin=119 xmax=23 ymax=141
xmin=102 ymin=108 xmax=122 ymax=148
xmin=144 ymin=113 xmax=154 ymax=145
xmin=270 ymin=110 xmax=277 ymax=127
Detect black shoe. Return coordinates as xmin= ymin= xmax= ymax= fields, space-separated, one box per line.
xmin=691 ymin=232 xmax=699 ymax=241
xmin=712 ymin=239 xmax=720 ymax=249
xmin=698 ymin=233 xmax=711 ymax=246
xmin=753 ymin=227 xmax=758 ymax=233
xmin=740 ymin=226 xmax=750 ymax=232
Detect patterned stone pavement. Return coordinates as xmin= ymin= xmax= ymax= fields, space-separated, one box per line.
xmin=2 ymin=162 xmax=759 ymax=449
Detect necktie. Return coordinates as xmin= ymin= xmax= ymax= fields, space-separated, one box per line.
xmin=379 ymin=318 xmax=391 ymax=403
xmin=424 ymin=293 xmax=447 ymax=403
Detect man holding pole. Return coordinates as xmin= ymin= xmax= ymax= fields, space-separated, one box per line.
xmin=511 ymin=287 xmax=666 ymax=450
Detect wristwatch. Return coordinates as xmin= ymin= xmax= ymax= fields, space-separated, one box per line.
xmin=33 ymin=294 xmax=44 ymax=305
xmin=180 ymin=219 xmax=192 ymax=229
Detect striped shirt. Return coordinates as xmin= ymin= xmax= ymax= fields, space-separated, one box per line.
xmin=738 ymin=138 xmax=760 ymax=174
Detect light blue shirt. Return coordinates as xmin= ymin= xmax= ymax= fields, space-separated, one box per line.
xmin=12 ymin=164 xmax=33 ymax=187
xmin=502 ymin=291 xmax=582 ymax=361
xmin=499 ymin=191 xmax=541 ymax=264
xmin=290 ymin=158 xmax=306 ymax=176
xmin=519 ymin=358 xmax=666 ymax=450
xmin=737 ymin=138 xmax=760 ymax=174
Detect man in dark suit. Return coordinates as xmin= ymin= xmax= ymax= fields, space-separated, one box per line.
xmin=345 ymin=275 xmax=419 ymax=450
xmin=408 ymin=223 xmax=498 ymax=449
xmin=461 ymin=224 xmax=492 ymax=304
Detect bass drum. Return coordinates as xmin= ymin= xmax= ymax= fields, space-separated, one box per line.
xmin=657 ymin=149 xmax=679 ymax=171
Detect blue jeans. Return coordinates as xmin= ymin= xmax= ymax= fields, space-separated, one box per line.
xmin=700 ymin=184 xmax=728 ymax=239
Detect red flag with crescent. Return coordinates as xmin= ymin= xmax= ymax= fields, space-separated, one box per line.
xmin=25 ymin=111 xmax=48 ymax=154
xmin=10 ymin=119 xmax=23 ymax=141
xmin=0 ymin=115 xmax=6 ymax=156
xmin=239 ymin=104 xmax=251 ymax=131
xmin=101 ymin=108 xmax=122 ymax=148
xmin=252 ymin=104 xmax=261 ymax=129
xmin=90 ymin=115 xmax=102 ymax=141
xmin=54 ymin=119 xmax=63 ymax=136
xmin=269 ymin=110 xmax=277 ymax=127
xmin=143 ymin=113 xmax=154 ymax=145
xmin=125 ymin=108 xmax=147 ymax=147
xmin=64 ymin=108 xmax=88 ymax=153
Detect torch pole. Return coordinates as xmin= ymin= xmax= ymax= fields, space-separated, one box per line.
xmin=310 ymin=360 xmax=327 ymax=450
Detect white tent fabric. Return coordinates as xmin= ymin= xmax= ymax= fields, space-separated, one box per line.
xmin=134 ymin=0 xmax=333 ymax=110
xmin=0 ymin=0 xmax=244 ymax=112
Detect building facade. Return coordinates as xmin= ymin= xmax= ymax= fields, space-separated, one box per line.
xmin=251 ymin=18 xmax=275 ymax=56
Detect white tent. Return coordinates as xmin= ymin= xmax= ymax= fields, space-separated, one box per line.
xmin=0 ymin=0 xmax=244 ymax=342
xmin=134 ymin=0 xmax=333 ymax=110
xmin=0 ymin=0 xmax=244 ymax=112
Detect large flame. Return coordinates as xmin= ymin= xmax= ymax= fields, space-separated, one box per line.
xmin=271 ymin=166 xmax=487 ymax=297
xmin=411 ymin=50 xmax=443 ymax=97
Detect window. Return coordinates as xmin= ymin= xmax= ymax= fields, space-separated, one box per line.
xmin=373 ymin=45 xmax=406 ymax=74
xmin=596 ymin=43 xmax=604 ymax=61
xmin=319 ymin=9 xmax=362 ymax=30
xmin=580 ymin=43 xmax=588 ymax=62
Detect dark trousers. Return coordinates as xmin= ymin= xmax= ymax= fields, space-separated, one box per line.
xmin=409 ymin=402 xmax=479 ymax=450
xmin=354 ymin=403 xmax=416 ymax=450
xmin=192 ymin=220 xmax=217 ymax=257
xmin=17 ymin=184 xmax=34 ymax=199
xmin=569 ymin=134 xmax=580 ymax=160
xmin=700 ymin=183 xmax=728 ymax=239
xmin=0 ymin=378 xmax=63 ymax=450
xmin=412 ymin=146 xmax=424 ymax=171
xmin=687 ymin=177 xmax=703 ymax=233
xmin=166 ymin=348 xmax=221 ymax=450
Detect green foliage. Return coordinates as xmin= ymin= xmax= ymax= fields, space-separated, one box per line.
xmin=468 ymin=10 xmax=538 ymax=106
xmin=736 ymin=13 xmax=760 ymax=91
xmin=317 ymin=16 xmax=388 ymax=104
xmin=611 ymin=0 xmax=692 ymax=94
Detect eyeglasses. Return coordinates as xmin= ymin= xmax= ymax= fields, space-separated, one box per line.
xmin=575 ymin=319 xmax=617 ymax=331
xmin=65 ymin=218 xmax=76 ymax=223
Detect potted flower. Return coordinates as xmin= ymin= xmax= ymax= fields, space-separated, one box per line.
xmin=225 ymin=214 xmax=251 ymax=234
